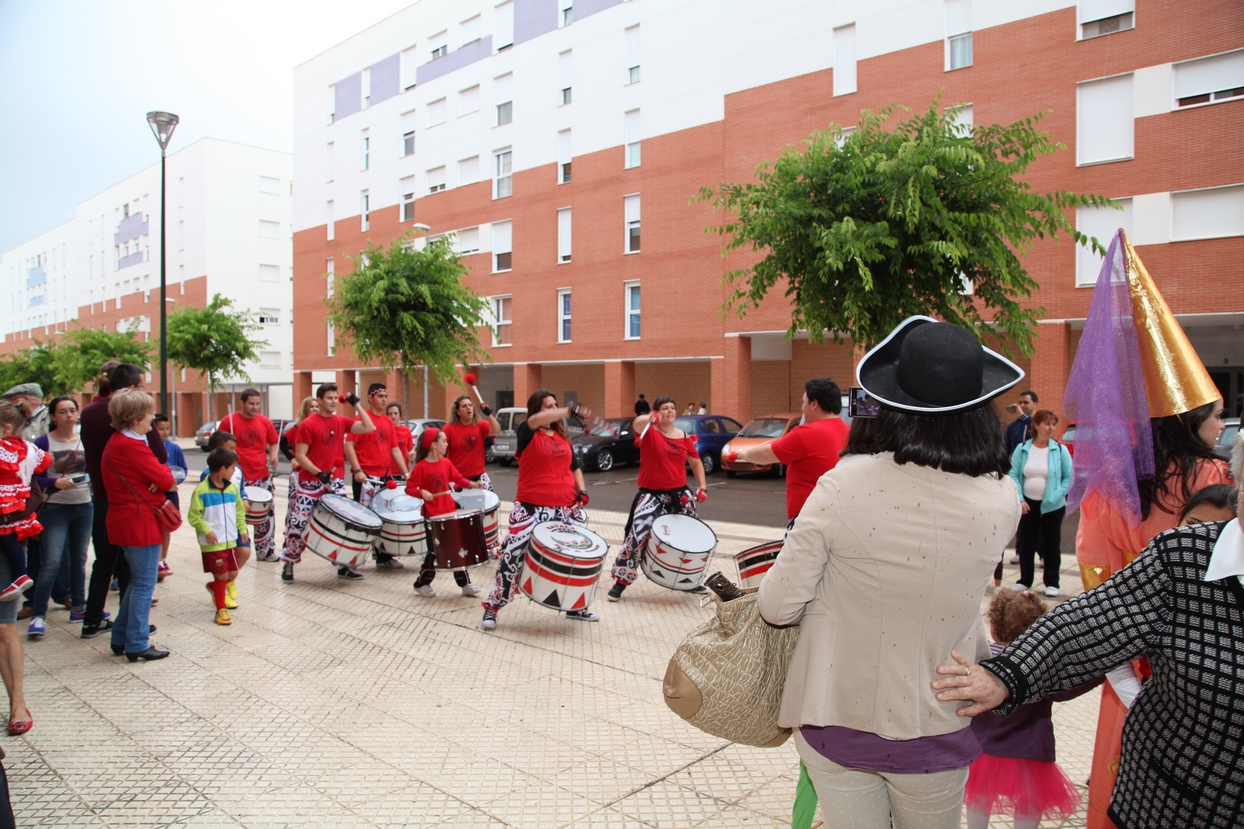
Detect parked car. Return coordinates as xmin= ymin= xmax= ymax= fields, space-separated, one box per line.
xmin=721 ymin=413 xmax=801 ymax=478
xmin=491 ymin=407 xmax=584 ymax=465
xmin=194 ymin=421 xmax=216 ymax=450
xmin=1214 ymin=417 xmax=1240 ymax=462
xmin=405 ymin=419 xmax=446 ymax=444
xmin=1059 ymin=421 xmax=1077 ymax=459
xmin=675 ymin=415 xmax=744 ymax=475
xmin=571 ymin=418 xmax=638 ymax=472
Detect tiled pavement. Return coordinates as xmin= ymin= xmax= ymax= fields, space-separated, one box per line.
xmin=8 ymin=477 xmax=1098 ymax=827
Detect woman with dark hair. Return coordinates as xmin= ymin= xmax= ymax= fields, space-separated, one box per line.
xmin=481 ymin=390 xmax=593 ymax=630
xmin=758 ymin=316 xmax=1025 ymax=829
xmin=1007 ymin=409 xmax=1074 ymax=597
xmin=386 ymin=402 xmax=413 ymax=475
xmin=444 ymin=394 xmax=500 ymax=492
xmin=1178 ymin=483 xmax=1238 ymax=526
xmin=606 ymin=395 xmax=706 ymax=601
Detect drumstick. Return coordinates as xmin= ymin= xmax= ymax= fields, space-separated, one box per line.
xmin=463 ymin=373 xmax=486 ymax=408
xmin=570 ymin=403 xmax=621 ymax=438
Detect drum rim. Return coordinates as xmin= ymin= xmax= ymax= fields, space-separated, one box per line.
xmin=427 ymin=509 xmax=482 ymax=523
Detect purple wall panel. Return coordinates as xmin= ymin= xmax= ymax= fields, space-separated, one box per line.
xmin=370 ymin=53 xmax=401 ymax=105
xmin=114 ymin=212 xmax=149 ymax=246
xmin=416 ymin=36 xmax=493 ymax=85
xmin=576 ymin=0 xmax=623 ymax=19
xmin=514 ymin=0 xmax=557 ymax=45
xmin=334 ymin=72 xmax=362 ymax=122
xmin=26 ymin=265 xmax=46 ymax=289
xmin=118 ymin=251 xmax=145 ymax=270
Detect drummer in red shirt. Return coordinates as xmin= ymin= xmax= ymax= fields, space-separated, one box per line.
xmin=344 ymin=384 xmax=409 ymax=570
xmin=444 ymin=395 xmax=500 ymax=492
xmin=605 ymin=396 xmax=708 ymax=601
xmin=481 ymin=390 xmax=593 ymax=631
xmin=281 ymin=383 xmax=375 ymax=583
xmin=727 ymin=378 xmax=849 ymax=528
xmin=218 ymin=389 xmax=280 ymax=561
xmin=386 ymin=402 xmax=414 ymax=475
xmin=406 ymin=428 xmax=484 ymax=598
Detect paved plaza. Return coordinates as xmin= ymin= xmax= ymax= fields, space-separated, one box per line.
xmin=9 ymin=473 xmax=1098 ymax=828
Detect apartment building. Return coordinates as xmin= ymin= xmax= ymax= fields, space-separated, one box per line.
xmin=0 ymin=138 xmax=295 ymax=433
xmin=291 ymin=0 xmax=1244 ymax=422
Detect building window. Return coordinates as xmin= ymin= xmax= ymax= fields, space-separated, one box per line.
xmin=259 ymin=351 xmax=281 ymax=369
xmin=326 ymin=142 xmax=335 ymax=181
xmin=491 ymin=295 xmax=512 ymax=346
xmin=401 ymin=177 xmax=415 ymax=222
xmin=401 ymin=110 xmax=416 ymax=156
xmin=326 ymin=260 xmax=335 ymax=355
xmin=328 ymin=83 xmax=335 ymax=124
xmin=625 ymin=25 xmax=640 ymax=84
xmin=430 ymin=30 xmax=448 ymax=60
xmin=625 ymin=281 xmax=640 ymax=339
xmin=495 ymin=1 xmax=514 ymax=50
xmin=326 ymin=200 xmax=334 ymax=241
xmin=1078 ymin=0 xmax=1134 ymax=39
xmin=362 ymin=67 xmax=371 ymax=109
xmin=625 ymin=110 xmax=641 ymax=168
xmin=259 ymin=264 xmax=280 ymax=282
xmin=1174 ymin=50 xmax=1244 ymax=108
xmin=361 ymin=130 xmax=370 ymax=170
xmin=494 ymin=73 xmax=513 ymax=125
xmin=559 ymin=0 xmax=573 ymax=27
xmin=1172 ymin=185 xmax=1244 ymax=241
xmin=948 ymin=103 xmax=973 ymax=136
xmin=428 ymin=97 xmax=447 ymax=127
xmin=948 ymin=33 xmax=972 ymax=70
xmin=460 ymin=14 xmax=482 ymax=46
xmin=459 ymin=155 xmax=480 ymax=185
xmin=493 ymin=220 xmax=512 ymax=272
xmin=494 ymin=149 xmax=512 ymax=199
xmin=1076 ymin=199 xmax=1133 ymax=286
xmin=259 ymin=175 xmax=281 ymax=194
xmin=401 ymin=46 xmax=418 ymax=90
xmin=558 ymin=289 xmax=572 ymax=342
xmin=1077 ymin=74 xmax=1134 ymax=165
xmin=460 ymin=84 xmax=480 ymax=115
xmin=946 ymin=0 xmax=972 ymax=71
xmin=833 ymin=24 xmax=857 ymax=96
xmin=327 ymin=322 xmax=335 ymax=356
xmin=361 ymin=191 xmax=370 ymax=231
xmin=456 ymin=226 xmax=481 ymax=255
xmin=558 ymin=129 xmax=572 ymax=184
xmin=427 ymin=166 xmax=446 ymax=194
xmin=559 ymin=51 xmax=573 ymax=105
xmin=259 ymin=220 xmax=280 ymax=239
xmin=258 ymin=308 xmax=280 ymax=324
xmin=557 ymin=208 xmax=572 ymax=263
xmin=624 ymin=194 xmax=640 ymax=253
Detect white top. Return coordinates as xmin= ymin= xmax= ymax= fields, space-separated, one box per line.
xmin=1022 ymin=444 xmax=1050 ymax=501
xmin=44 ymin=433 xmax=91 ymax=505
xmin=1205 ymin=518 xmax=1244 ymax=588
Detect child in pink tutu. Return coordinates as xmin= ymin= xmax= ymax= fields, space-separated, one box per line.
xmin=964 ymin=589 xmax=1102 ymax=829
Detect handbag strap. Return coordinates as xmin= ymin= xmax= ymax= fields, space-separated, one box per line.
xmin=115 ymin=471 xmax=167 ymax=518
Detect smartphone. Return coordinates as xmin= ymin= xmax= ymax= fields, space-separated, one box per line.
xmin=848 ymin=387 xmax=881 ymax=419
xmin=68 ymin=473 xmax=90 ymax=484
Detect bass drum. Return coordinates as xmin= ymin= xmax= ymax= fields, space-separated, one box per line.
xmin=641 ymin=513 xmax=717 ymax=591
xmin=520 ymin=522 xmax=609 ymax=612
xmin=455 ymin=489 xmax=502 ymax=557
xmin=427 ymin=509 xmax=489 ymax=571
xmin=372 ymin=493 xmax=426 ymax=557
xmin=305 ymin=494 xmax=383 ymax=570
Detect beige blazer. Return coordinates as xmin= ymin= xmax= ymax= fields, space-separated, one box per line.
xmin=758 ymin=452 xmax=1021 ymax=739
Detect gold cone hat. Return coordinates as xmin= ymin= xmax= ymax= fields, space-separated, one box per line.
xmin=1123 ymin=233 xmax=1219 ymax=418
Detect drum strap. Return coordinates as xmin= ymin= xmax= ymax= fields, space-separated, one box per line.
xmin=624 ymin=488 xmax=687 ymax=538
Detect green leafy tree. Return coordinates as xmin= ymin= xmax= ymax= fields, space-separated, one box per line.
xmin=326 ymin=234 xmax=492 ymax=398
xmin=47 ymin=324 xmax=152 ymax=395
xmin=0 ymin=343 xmax=57 ymax=397
xmin=698 ymin=101 xmax=1118 ymax=354
xmin=166 ymin=294 xmax=267 ymax=421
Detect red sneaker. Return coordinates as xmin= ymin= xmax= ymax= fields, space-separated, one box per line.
xmin=0 ymin=576 xmax=34 ymax=602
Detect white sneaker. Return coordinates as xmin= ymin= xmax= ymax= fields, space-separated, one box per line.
xmin=481 ymin=609 xmax=497 ymax=630
xmin=1043 ymin=586 xmax=1060 ymax=598
xmin=1011 ymin=583 xmax=1029 ymax=591
xmin=414 ymin=584 xmax=436 ymax=598
xmin=376 ymin=558 xmax=405 ymax=569
xmin=461 ymin=583 xmax=481 ymax=597
xmin=1009 ymin=554 xmax=1020 ymax=565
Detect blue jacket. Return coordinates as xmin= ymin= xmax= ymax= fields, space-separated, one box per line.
xmin=1008 ymin=439 xmax=1073 ymax=514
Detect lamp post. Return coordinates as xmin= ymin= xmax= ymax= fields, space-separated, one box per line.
xmin=165 ymin=297 xmax=178 ymax=435
xmin=147 ymin=110 xmax=179 ymax=419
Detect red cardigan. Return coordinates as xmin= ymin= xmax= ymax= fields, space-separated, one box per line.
xmin=102 ymin=432 xmax=176 ymax=546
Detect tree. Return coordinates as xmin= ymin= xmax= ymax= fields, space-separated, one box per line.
xmin=0 ymin=343 xmax=57 ymax=397
xmin=47 ymin=324 xmax=152 ymax=395
xmin=166 ymin=294 xmax=267 ymax=421
xmin=698 ymin=101 xmax=1118 ymax=355
xmin=326 ymin=234 xmax=492 ymax=398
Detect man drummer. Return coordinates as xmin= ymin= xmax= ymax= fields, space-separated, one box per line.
xmin=344 ymin=383 xmax=410 ymax=570
xmin=281 ymin=383 xmax=375 ymax=582
xmin=218 ymin=389 xmax=280 ymax=561
xmin=444 ymin=394 xmax=499 ymax=492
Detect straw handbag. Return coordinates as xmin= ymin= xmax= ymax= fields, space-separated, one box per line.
xmin=662 ymin=592 xmax=800 ymax=748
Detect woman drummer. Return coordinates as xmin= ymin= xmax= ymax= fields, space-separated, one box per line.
xmin=605 ymin=396 xmax=707 ymax=601
xmin=481 ymin=390 xmax=593 ymax=630
xmin=444 ymin=395 xmax=499 ymax=491
xmin=406 ymin=427 xmax=484 ymax=598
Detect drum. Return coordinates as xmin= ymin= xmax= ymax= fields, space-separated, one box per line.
xmin=427 ymin=510 xmax=488 ymax=571
xmin=242 ymin=486 xmax=273 ymax=526
xmin=734 ymin=540 xmax=783 ymax=589
xmin=372 ymin=493 xmax=425 ymax=557
xmin=642 ymin=514 xmax=718 ymax=591
xmin=305 ymin=494 xmax=382 ymax=570
xmin=520 ymin=522 xmax=609 ymax=612
xmin=455 ymin=489 xmax=502 ymax=555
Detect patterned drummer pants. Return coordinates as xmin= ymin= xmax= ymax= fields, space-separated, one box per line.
xmin=485 ymin=502 xmax=587 ymax=611
xmin=243 ymin=476 xmax=276 ymax=560
xmin=281 ymin=470 xmax=345 ymax=564
xmin=467 ymin=472 xmax=493 ymax=491
xmin=610 ymin=489 xmax=698 ymax=585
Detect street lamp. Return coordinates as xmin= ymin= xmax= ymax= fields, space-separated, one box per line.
xmin=165 ymin=297 xmax=178 ymax=435
xmin=147 ymin=110 xmax=179 ymax=419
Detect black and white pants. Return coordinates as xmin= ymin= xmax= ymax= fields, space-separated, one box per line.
xmin=610 ymin=489 xmax=697 ymax=585
xmin=281 ymin=470 xmax=345 ymax=564
xmin=485 ymin=502 xmax=586 ymax=611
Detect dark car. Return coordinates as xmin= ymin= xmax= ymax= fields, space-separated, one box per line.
xmin=675 ymin=415 xmax=744 ymax=475
xmin=571 ymin=418 xmax=638 ymax=472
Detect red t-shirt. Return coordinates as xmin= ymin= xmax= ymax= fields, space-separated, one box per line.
xmin=392 ymin=424 xmax=413 ymax=476
xmin=515 ymin=424 xmax=576 ymax=507
xmin=346 ymin=411 xmax=398 ymax=476
xmin=771 ymin=416 xmax=850 ymax=520
xmin=219 ymin=412 xmax=278 ymax=482
xmin=296 ymin=414 xmax=354 ymax=478
xmin=636 ymin=429 xmax=697 ymax=491
xmin=444 ymin=420 xmax=491 ymax=477
xmin=405 ymin=456 xmax=471 ymax=517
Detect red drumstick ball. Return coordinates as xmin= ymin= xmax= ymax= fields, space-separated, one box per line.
xmin=464 ymin=373 xmax=477 ymax=385
xmin=386 ymin=479 xmax=398 ymax=489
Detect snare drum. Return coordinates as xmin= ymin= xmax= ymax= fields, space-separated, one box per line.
xmin=642 ymin=514 xmax=717 ymax=591
xmin=734 ymin=540 xmax=783 ymax=589
xmin=427 ymin=510 xmax=488 ymax=571
xmin=372 ymin=493 xmax=426 ymax=557
xmin=305 ymin=494 xmax=383 ymax=570
xmin=242 ymin=486 xmax=273 ymax=526
xmin=520 ymin=522 xmax=608 ymax=612
xmin=455 ymin=489 xmax=502 ymax=555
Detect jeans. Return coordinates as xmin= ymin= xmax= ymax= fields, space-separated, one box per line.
xmin=30 ymin=501 xmax=93 ymax=617
xmin=110 ymin=543 xmax=160 ymax=654
xmin=84 ymin=499 xmax=130 ymax=626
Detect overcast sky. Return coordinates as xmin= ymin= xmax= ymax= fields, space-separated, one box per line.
xmin=0 ymin=0 xmax=414 ymax=254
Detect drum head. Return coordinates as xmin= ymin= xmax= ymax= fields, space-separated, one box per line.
xmin=531 ymin=522 xmax=608 ymax=560
xmin=319 ymin=494 xmax=383 ymax=529
xmin=374 ymin=494 xmax=422 ymax=521
xmin=455 ymin=489 xmax=500 ymax=512
xmin=243 ymin=486 xmax=272 ymax=503
xmin=650 ymin=514 xmax=717 ymax=554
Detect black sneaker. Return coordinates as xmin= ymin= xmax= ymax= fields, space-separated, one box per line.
xmin=606 ymin=582 xmax=626 ymax=602
xmin=80 ymin=619 xmax=114 ymax=639
xmin=481 ymin=609 xmax=497 ymax=631
xmin=281 ymin=562 xmax=294 ymax=582
xmin=565 ymin=608 xmax=600 ymax=622
xmin=338 ymin=567 xmax=364 ymax=581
